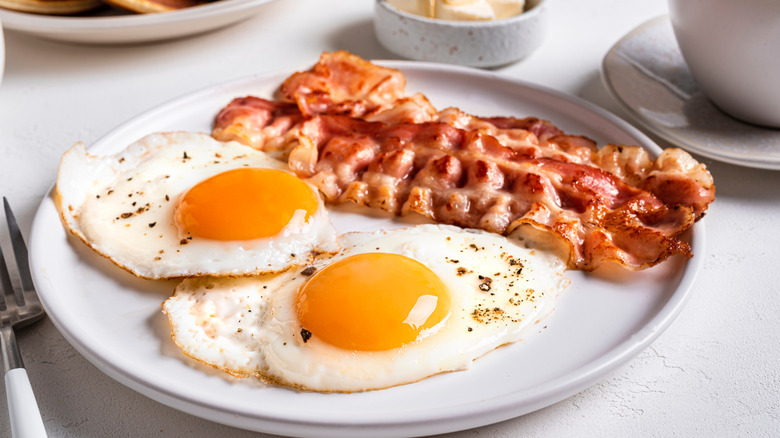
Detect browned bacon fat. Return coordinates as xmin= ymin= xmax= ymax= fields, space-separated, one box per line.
xmin=212 ymin=96 xmax=302 ymax=155
xmin=212 ymin=51 xmax=715 ymax=271
xmin=280 ymin=51 xmax=407 ymax=118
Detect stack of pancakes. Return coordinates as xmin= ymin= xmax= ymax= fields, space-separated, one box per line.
xmin=0 ymin=0 xmax=209 ymax=15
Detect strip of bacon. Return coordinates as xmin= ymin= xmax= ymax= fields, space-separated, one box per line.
xmin=286 ymin=115 xmax=713 ymax=271
xmin=213 ymin=93 xmax=438 ymax=150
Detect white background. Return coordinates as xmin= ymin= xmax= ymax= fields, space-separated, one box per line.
xmin=0 ymin=0 xmax=778 ymax=436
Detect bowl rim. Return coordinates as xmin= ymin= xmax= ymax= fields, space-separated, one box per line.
xmin=375 ymin=0 xmax=547 ymax=28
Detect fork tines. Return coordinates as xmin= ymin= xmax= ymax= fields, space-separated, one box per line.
xmin=4 ymin=198 xmax=34 ymax=294
xmin=1 ymin=198 xmax=26 ymax=310
xmin=0 ymin=197 xmax=44 ymax=327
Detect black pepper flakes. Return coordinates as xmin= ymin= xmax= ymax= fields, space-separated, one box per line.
xmin=300 ymin=328 xmax=312 ymax=343
xmin=180 ymin=239 xmax=189 ymax=245
xmin=149 ymin=222 xmax=156 ymax=228
xmin=301 ymin=266 xmax=317 ymax=276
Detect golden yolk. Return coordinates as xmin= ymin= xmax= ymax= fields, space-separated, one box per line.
xmin=174 ymin=168 xmax=319 ymax=241
xmin=295 ymin=253 xmax=451 ymax=351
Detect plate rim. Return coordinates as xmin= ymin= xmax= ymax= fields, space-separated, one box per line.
xmin=29 ymin=60 xmax=705 ymax=436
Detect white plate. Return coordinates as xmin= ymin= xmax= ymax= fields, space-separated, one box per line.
xmin=29 ymin=62 xmax=704 ymax=437
xmin=602 ymin=15 xmax=780 ymax=170
xmin=0 ymin=0 xmax=277 ymax=44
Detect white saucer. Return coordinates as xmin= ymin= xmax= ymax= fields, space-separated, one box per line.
xmin=601 ymin=15 xmax=780 ymax=170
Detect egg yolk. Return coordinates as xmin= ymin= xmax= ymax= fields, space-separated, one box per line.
xmin=174 ymin=168 xmax=319 ymax=241
xmin=295 ymin=253 xmax=451 ymax=351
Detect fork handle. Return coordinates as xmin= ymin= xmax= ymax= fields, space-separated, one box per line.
xmin=5 ymin=368 xmax=47 ymax=437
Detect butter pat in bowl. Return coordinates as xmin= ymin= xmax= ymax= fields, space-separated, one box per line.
xmin=374 ymin=0 xmax=549 ymax=67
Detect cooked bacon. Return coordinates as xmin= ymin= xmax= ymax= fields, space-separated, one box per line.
xmin=280 ymin=51 xmax=407 ymax=118
xmin=213 ymin=93 xmax=437 ymax=151
xmin=286 ymin=114 xmax=714 ymax=271
xmin=364 ymin=93 xmax=438 ymax=124
xmin=211 ymin=51 xmax=715 ymax=271
xmin=212 ymin=96 xmax=302 ymax=155
xmin=437 ymin=107 xmax=600 ymax=163
xmin=438 ymin=107 xmax=565 ymax=143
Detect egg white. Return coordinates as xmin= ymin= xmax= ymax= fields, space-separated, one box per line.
xmin=55 ymin=131 xmax=339 ymax=279
xmin=163 ymin=224 xmax=569 ymax=392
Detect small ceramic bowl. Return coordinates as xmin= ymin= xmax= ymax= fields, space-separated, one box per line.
xmin=374 ymin=0 xmax=549 ymax=68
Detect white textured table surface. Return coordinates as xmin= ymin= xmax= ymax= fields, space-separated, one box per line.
xmin=1 ymin=0 xmax=778 ymax=436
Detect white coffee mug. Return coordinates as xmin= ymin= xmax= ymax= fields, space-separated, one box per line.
xmin=668 ymin=0 xmax=780 ymax=128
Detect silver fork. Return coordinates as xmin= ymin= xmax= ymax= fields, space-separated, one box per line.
xmin=1 ymin=198 xmax=47 ymax=437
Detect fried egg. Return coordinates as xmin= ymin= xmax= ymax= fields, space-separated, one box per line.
xmin=55 ymin=132 xmax=338 ymax=279
xmin=163 ymin=225 xmax=569 ymax=392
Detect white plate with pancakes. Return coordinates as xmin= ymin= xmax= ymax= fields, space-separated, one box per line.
xmin=29 ymin=61 xmax=705 ymax=437
xmin=0 ymin=0 xmax=276 ymax=44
